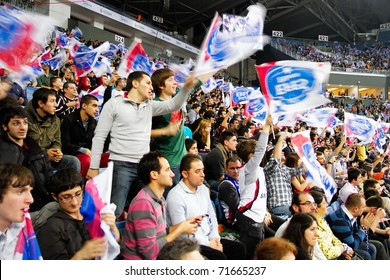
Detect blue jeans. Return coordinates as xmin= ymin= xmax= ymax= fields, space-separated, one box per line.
xmin=269 ymin=205 xmax=292 ymax=221
xmin=111 ymin=160 xmax=144 ymax=217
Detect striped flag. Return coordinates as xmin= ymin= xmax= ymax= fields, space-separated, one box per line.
xmin=80 ymin=162 xmax=120 ymax=260
xmin=13 ymin=209 xmax=43 ymax=260
xmin=290 ymin=130 xmax=337 ymax=203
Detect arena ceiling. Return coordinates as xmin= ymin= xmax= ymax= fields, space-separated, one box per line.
xmin=101 ymin=0 xmax=390 ymax=46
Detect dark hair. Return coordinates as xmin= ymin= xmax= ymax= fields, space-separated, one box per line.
xmin=236 ymin=139 xmax=256 ymax=163
xmin=137 ymin=151 xmax=166 ymax=185
xmin=0 ymin=105 xmax=27 ymax=132
xmin=310 ymin=190 xmax=325 ymax=206
xmin=289 ymin=192 xmax=311 ymax=214
xmin=47 ymin=168 xmax=83 ymax=197
xmin=285 ymin=152 xmax=300 ymax=168
xmin=63 ymin=81 xmax=77 ymax=90
xmin=49 ymin=76 xmax=61 ymax=88
xmin=282 ymin=213 xmax=317 ymax=259
xmin=365 ymin=195 xmax=383 ymax=208
xmin=80 ymin=94 xmax=98 ymax=106
xmin=226 ymin=155 xmax=242 ymax=167
xmin=203 ymin=110 xmax=215 ymax=119
xmin=151 ymin=68 xmax=174 ymax=97
xmin=185 ymin=138 xmax=197 ymax=152
xmin=157 ymin=238 xmax=201 ymax=260
xmin=364 ymin=188 xmax=380 ymax=199
xmin=180 ymin=154 xmax=203 ymax=174
xmin=254 ymin=237 xmax=297 ymax=260
xmin=0 ymin=163 xmax=34 ymax=203
xmin=238 ymin=125 xmax=250 ymax=137
xmin=363 ymin=179 xmax=379 ymax=193
xmin=125 ymin=71 xmax=150 ymax=92
xmin=347 ymin=167 xmax=361 ymax=183
xmin=219 ymin=130 xmax=236 ymax=145
xmin=32 ymin=87 xmax=56 ymax=109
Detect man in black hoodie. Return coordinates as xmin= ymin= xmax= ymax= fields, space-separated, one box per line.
xmin=0 ymin=105 xmax=53 ymax=211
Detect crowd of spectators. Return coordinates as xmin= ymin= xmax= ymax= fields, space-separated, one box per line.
xmin=272 ymin=38 xmax=390 ymax=73
xmin=1 ymin=20 xmax=390 ymax=261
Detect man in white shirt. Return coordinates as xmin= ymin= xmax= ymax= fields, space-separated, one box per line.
xmin=338 ymin=167 xmax=363 ymax=203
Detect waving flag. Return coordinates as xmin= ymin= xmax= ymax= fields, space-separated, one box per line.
xmin=231 ymin=86 xmax=251 ymax=104
xmin=291 ymin=130 xmax=337 ymax=203
xmin=244 ymin=88 xmax=268 ymax=124
xmin=344 ymin=112 xmax=378 ymax=145
xmin=256 ymin=60 xmax=332 ymax=116
xmin=298 ymin=107 xmax=338 ymax=128
xmin=0 ymin=7 xmax=55 ymax=71
xmin=151 ymin=60 xmax=166 ymax=72
xmin=117 ymin=39 xmax=152 ymax=78
xmin=42 ymin=49 xmax=67 ymax=70
xmin=80 ymin=162 xmax=120 ymax=260
xmin=169 ymin=58 xmax=193 ymax=86
xmin=276 ymin=112 xmax=299 ymax=127
xmin=92 ymin=57 xmax=112 ymax=78
xmin=54 ymin=30 xmax=69 ymax=47
xmin=101 ymin=43 xmax=119 ymax=60
xmin=372 ymin=118 xmax=389 ymax=153
xmin=13 ymin=209 xmax=43 ymax=260
xmin=201 ymin=77 xmax=217 ymax=93
xmin=69 ymin=26 xmax=83 ymax=39
xmin=194 ymin=3 xmax=268 ymax=77
xmin=72 ymin=41 xmax=110 ymax=77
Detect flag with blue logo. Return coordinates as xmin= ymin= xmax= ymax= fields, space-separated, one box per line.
xmin=72 ymin=41 xmax=110 ymax=77
xmin=80 ymin=162 xmax=120 ymax=260
xmin=117 ymin=40 xmax=152 ymax=78
xmin=244 ymin=88 xmax=268 ymax=125
xmin=54 ymin=30 xmax=69 ymax=47
xmin=13 ymin=209 xmax=43 ymax=260
xmin=344 ymin=112 xmax=378 ymax=145
xmin=290 ymin=130 xmax=337 ymax=203
xmin=194 ymin=3 xmax=268 ymax=77
xmin=256 ymin=60 xmax=332 ymax=116
xmin=201 ymin=77 xmax=217 ymax=93
xmin=169 ymin=58 xmax=193 ymax=86
xmin=41 ymin=49 xmax=67 ymax=70
xmin=298 ymin=107 xmax=338 ymax=128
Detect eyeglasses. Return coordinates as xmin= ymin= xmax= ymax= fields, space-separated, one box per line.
xmin=58 ymin=190 xmax=83 ymax=203
xmin=299 ymin=201 xmax=317 ymax=207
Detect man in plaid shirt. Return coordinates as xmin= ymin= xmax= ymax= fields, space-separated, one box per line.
xmin=264 ymin=132 xmax=306 ymax=220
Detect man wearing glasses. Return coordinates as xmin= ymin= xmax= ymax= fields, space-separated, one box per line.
xmin=275 ymin=191 xmax=327 ymax=260
xmin=37 ymin=168 xmax=120 ymax=259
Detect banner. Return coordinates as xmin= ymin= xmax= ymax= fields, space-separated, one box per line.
xmin=344 ymin=112 xmax=378 ymax=145
xmin=80 ymin=162 xmax=120 ymax=260
xmin=117 ymin=39 xmax=152 ymax=78
xmin=194 ymin=4 xmax=268 ymax=77
xmin=255 ymin=60 xmax=331 ymax=116
xmin=290 ymin=130 xmax=337 ymax=203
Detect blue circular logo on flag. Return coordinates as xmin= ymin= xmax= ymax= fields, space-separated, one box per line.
xmin=266 ymin=66 xmax=315 ymax=105
xmin=349 ymin=118 xmax=373 ymax=135
xmin=232 ymin=87 xmax=249 ymax=104
xmin=248 ymin=97 xmax=265 ymax=114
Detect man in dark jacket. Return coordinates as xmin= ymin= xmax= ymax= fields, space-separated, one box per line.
xmin=61 ymin=94 xmax=108 ymax=177
xmin=0 ymin=105 xmax=53 ymax=211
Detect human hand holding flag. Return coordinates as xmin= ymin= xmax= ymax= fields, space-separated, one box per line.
xmin=80 ymin=162 xmax=120 ymax=260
